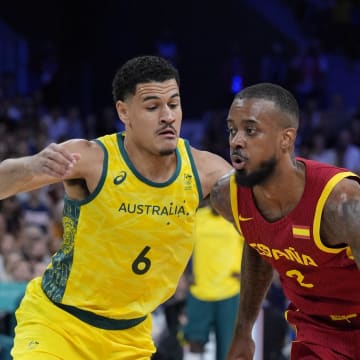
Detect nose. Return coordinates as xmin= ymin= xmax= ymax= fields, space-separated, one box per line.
xmin=160 ymin=105 xmax=176 ymax=123
xmin=230 ymin=131 xmax=246 ymax=148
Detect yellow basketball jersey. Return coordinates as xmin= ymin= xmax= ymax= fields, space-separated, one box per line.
xmin=190 ymin=206 xmax=243 ymax=301
xmin=42 ymin=132 xmax=201 ymax=321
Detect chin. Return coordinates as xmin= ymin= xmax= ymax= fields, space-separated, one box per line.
xmin=160 ymin=148 xmax=176 ymax=156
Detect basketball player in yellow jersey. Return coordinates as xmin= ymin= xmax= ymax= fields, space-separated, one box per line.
xmin=0 ymin=56 xmax=232 ymax=360
xmin=184 ymin=199 xmax=243 ymax=360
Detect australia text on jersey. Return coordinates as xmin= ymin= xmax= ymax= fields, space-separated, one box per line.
xmin=118 ymin=202 xmax=189 ymax=216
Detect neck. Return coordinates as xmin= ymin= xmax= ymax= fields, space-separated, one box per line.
xmin=253 ymin=159 xmax=305 ymax=221
xmin=124 ymin=138 xmax=177 ymax=183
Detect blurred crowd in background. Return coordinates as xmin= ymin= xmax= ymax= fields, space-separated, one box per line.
xmin=1 ymin=0 xmax=360 ymax=359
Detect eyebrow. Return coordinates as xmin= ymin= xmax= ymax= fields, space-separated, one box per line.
xmin=142 ymin=93 xmax=180 ymax=102
xmin=227 ymin=118 xmax=258 ymax=125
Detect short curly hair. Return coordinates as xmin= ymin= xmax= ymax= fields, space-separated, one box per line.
xmin=112 ymin=55 xmax=180 ymax=103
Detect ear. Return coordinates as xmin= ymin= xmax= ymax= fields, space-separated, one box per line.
xmin=116 ymin=100 xmax=129 ymax=125
xmin=280 ymin=128 xmax=297 ymax=151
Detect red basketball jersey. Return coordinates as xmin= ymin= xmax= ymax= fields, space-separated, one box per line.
xmin=231 ymin=158 xmax=360 ymax=316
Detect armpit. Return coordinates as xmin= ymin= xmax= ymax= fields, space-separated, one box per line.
xmin=64 ymin=178 xmax=90 ymax=199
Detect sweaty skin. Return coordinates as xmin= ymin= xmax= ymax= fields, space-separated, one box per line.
xmin=2 ymin=55 xmax=234 ymax=360
xmin=0 ymin=80 xmax=231 ymax=207
xmin=210 ymin=95 xmax=360 ymax=360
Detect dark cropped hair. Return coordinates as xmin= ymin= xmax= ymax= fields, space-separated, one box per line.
xmin=112 ymin=55 xmax=180 ymax=103
xmin=235 ymin=83 xmax=299 ymax=128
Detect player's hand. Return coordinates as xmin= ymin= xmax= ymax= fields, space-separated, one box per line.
xmin=226 ymin=332 xmax=255 ymax=360
xmin=31 ymin=143 xmax=81 ymax=178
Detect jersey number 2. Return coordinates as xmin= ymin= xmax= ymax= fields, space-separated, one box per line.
xmin=286 ymin=269 xmax=314 ymax=288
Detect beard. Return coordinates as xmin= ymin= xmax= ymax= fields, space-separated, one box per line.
xmin=235 ymin=156 xmax=277 ymax=187
xmin=159 ymin=148 xmax=176 ymax=156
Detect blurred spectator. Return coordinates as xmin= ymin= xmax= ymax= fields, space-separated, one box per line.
xmin=308 ymin=129 xmax=337 ymax=165
xmin=3 ymin=252 xmax=32 ymax=282
xmin=20 ymin=189 xmax=52 ymax=234
xmin=84 ymin=112 xmax=98 ymax=139
xmin=335 ymin=127 xmax=360 ymax=173
xmin=0 ymin=213 xmax=6 ymax=239
xmin=0 ymin=233 xmax=19 ymax=281
xmin=321 ymin=93 xmax=351 ymax=143
xmin=349 ymin=113 xmax=360 ymax=147
xmin=287 ymin=40 xmax=328 ymax=107
xmin=19 ymin=224 xmax=51 ymax=276
xmin=66 ymin=106 xmax=85 ymax=139
xmin=40 ymin=106 xmax=69 ymax=142
xmin=0 ymin=196 xmax=23 ymax=236
xmin=295 ymin=96 xmax=323 ymax=150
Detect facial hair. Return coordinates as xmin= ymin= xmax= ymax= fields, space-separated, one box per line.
xmin=235 ymin=156 xmax=277 ymax=187
xmin=160 ymin=148 xmax=176 ymax=156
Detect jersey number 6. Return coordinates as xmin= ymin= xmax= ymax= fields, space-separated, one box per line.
xmin=132 ymin=246 xmax=151 ymax=275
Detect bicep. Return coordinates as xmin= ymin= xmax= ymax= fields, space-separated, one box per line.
xmin=322 ymin=178 xmax=360 ymax=267
xmin=340 ymin=194 xmax=360 ymax=267
xmin=62 ymin=139 xmax=104 ymax=195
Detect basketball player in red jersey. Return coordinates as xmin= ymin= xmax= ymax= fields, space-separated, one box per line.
xmin=211 ymin=83 xmax=360 ymax=359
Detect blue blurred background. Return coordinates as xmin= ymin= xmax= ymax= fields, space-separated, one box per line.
xmin=1 ymin=0 xmax=359 ymax=118
xmin=1 ymin=1 xmax=360 ymax=359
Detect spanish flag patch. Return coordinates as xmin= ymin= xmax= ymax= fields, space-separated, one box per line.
xmin=292 ymin=225 xmax=311 ymax=239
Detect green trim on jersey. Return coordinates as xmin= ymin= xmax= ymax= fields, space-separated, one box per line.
xmin=41 ymin=132 xmax=201 ymax=326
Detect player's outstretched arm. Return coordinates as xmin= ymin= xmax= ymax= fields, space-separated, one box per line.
xmin=0 ymin=142 xmax=80 ymax=200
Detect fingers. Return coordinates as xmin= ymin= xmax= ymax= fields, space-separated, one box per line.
xmin=38 ymin=143 xmax=81 ymax=178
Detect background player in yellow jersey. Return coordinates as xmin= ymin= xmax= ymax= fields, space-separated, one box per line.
xmin=183 ymin=197 xmax=243 ymax=360
xmin=0 ymin=55 xmax=232 ymax=359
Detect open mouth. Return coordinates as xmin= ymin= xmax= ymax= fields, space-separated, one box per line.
xmin=231 ymin=154 xmax=246 ymax=170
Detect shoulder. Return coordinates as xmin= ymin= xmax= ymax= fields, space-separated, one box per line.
xmin=324 ymin=176 xmax=360 ymax=218
xmin=61 ymin=138 xmax=100 ymax=152
xmin=60 ymin=138 xmax=104 ymax=179
xmin=322 ymin=177 xmax=360 ymax=246
xmin=325 ymin=176 xmax=360 ymax=204
xmin=189 ymin=146 xmax=232 ymax=198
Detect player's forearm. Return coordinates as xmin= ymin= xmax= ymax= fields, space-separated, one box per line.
xmin=0 ymin=157 xmax=35 ymax=199
xmin=235 ymin=243 xmax=273 ymax=334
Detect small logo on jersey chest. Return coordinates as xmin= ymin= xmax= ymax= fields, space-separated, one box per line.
xmin=114 ymin=171 xmax=127 ymax=185
xmin=184 ymin=173 xmax=193 ymax=190
xmin=292 ymin=225 xmax=310 ymax=239
xmin=28 ymin=340 xmax=40 ymax=349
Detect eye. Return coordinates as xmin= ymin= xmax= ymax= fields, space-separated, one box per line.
xmin=146 ymin=105 xmax=158 ymax=111
xmin=227 ymin=127 xmax=237 ymax=137
xmin=168 ymin=102 xmax=179 ymax=110
xmin=246 ymin=127 xmax=256 ymax=136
